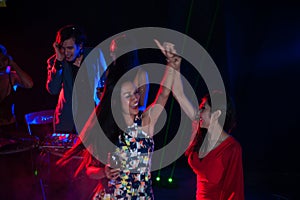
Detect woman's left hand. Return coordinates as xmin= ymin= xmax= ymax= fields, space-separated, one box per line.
xmin=104 ymin=164 xmax=120 ymax=180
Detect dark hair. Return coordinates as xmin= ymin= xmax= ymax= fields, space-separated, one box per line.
xmin=203 ymin=90 xmax=236 ymax=133
xmin=57 ymin=58 xmax=135 ymax=174
xmin=55 ymin=24 xmax=86 ymax=46
xmin=96 ymin=82 xmax=125 ymax=144
xmin=185 ymin=90 xmax=236 ymax=156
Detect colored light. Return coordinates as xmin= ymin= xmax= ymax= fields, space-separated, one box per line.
xmin=156 ymin=177 xmax=160 ymax=181
xmin=168 ymin=178 xmax=173 ymax=183
xmin=34 ymin=170 xmax=38 ymax=176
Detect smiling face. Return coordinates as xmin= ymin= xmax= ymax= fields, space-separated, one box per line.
xmin=61 ymin=38 xmax=82 ymax=62
xmin=198 ymin=99 xmax=212 ymax=129
xmin=120 ymin=81 xmax=140 ymax=119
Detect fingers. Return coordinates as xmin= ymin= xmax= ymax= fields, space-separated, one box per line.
xmin=105 ymin=165 xmax=120 ymax=180
xmin=73 ymin=54 xmax=83 ymax=67
xmin=154 ymin=39 xmax=181 ymax=70
xmin=154 ymin=39 xmax=166 ymax=56
xmin=53 ymin=42 xmax=60 ymax=50
xmin=167 ymin=54 xmax=181 ymax=70
xmin=154 ymin=39 xmax=180 ymax=59
xmin=163 ymin=42 xmax=177 ymax=56
xmin=53 ymin=42 xmax=65 ymax=61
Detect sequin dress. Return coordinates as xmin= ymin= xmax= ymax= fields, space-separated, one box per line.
xmin=95 ymin=123 xmax=154 ymax=200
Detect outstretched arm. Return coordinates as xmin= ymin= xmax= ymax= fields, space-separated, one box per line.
xmin=154 ymin=39 xmax=198 ymax=121
xmin=144 ymin=40 xmax=181 ymax=128
xmin=172 ymin=69 xmax=198 ymax=121
xmin=145 ymin=64 xmax=175 ymax=126
xmin=135 ymin=68 xmax=149 ymax=111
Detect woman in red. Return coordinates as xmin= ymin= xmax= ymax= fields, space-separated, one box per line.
xmin=172 ymin=67 xmax=244 ymax=199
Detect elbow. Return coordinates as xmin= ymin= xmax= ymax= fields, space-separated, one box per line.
xmin=161 ymin=86 xmax=171 ymax=98
xmin=161 ymin=93 xmax=169 ymax=100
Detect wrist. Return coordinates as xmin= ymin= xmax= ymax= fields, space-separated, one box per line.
xmin=56 ymin=55 xmax=64 ymax=62
xmin=54 ymin=59 xmax=63 ymax=70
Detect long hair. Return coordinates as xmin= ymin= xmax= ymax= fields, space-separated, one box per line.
xmin=203 ymin=90 xmax=236 ymax=133
xmin=185 ymin=90 xmax=236 ymax=156
xmin=57 ymin=52 xmax=136 ymax=176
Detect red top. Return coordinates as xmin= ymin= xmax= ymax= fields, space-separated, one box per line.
xmin=188 ymin=136 xmax=244 ymax=200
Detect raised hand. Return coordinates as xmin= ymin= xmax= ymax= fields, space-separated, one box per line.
xmin=154 ymin=39 xmax=181 ymax=71
xmin=73 ymin=54 xmax=84 ymax=67
xmin=53 ymin=42 xmax=65 ymax=61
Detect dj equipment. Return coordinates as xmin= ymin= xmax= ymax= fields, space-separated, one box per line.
xmin=40 ymin=133 xmax=78 ymax=149
xmin=39 ymin=132 xmax=79 ymax=158
xmin=0 ymin=134 xmax=37 ymax=199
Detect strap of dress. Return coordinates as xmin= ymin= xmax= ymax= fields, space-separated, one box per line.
xmin=134 ymin=110 xmax=143 ymax=126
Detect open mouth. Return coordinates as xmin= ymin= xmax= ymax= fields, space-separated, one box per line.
xmin=131 ymin=102 xmax=138 ymax=109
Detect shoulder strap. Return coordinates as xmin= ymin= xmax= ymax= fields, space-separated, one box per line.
xmin=134 ymin=110 xmax=143 ymax=126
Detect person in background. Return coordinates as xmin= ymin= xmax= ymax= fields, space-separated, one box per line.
xmin=0 ymin=44 xmax=33 ymax=135
xmin=46 ymin=24 xmax=105 ymax=134
xmin=97 ymin=34 xmax=149 ymax=111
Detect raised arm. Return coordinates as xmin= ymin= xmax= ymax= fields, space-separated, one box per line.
xmin=0 ymin=51 xmax=33 ymax=88
xmin=153 ymin=39 xmax=198 ymax=121
xmin=46 ymin=54 xmax=64 ymax=95
xmin=144 ymin=40 xmax=181 ymax=129
xmin=134 ymin=67 xmax=149 ymax=111
xmin=144 ymin=64 xmax=175 ymax=127
xmin=6 ymin=57 xmax=33 ymax=88
xmin=172 ymin=69 xmax=198 ymax=121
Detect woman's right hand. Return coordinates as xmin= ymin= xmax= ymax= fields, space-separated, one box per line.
xmin=104 ymin=164 xmax=120 ymax=180
xmin=167 ymin=54 xmax=181 ymax=71
xmin=53 ymin=42 xmax=65 ymax=61
xmin=154 ymin=39 xmax=181 ymax=71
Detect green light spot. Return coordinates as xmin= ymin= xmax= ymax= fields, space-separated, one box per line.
xmin=168 ymin=177 xmax=173 ymax=183
xmin=156 ymin=177 xmax=160 ymax=181
xmin=34 ymin=170 xmax=38 ymax=176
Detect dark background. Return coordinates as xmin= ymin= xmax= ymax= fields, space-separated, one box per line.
xmin=1 ymin=0 xmax=299 ymax=199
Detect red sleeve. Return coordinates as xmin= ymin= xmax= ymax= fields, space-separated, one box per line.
xmin=220 ymin=142 xmax=244 ymax=200
xmin=188 ymin=152 xmax=203 ymax=175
